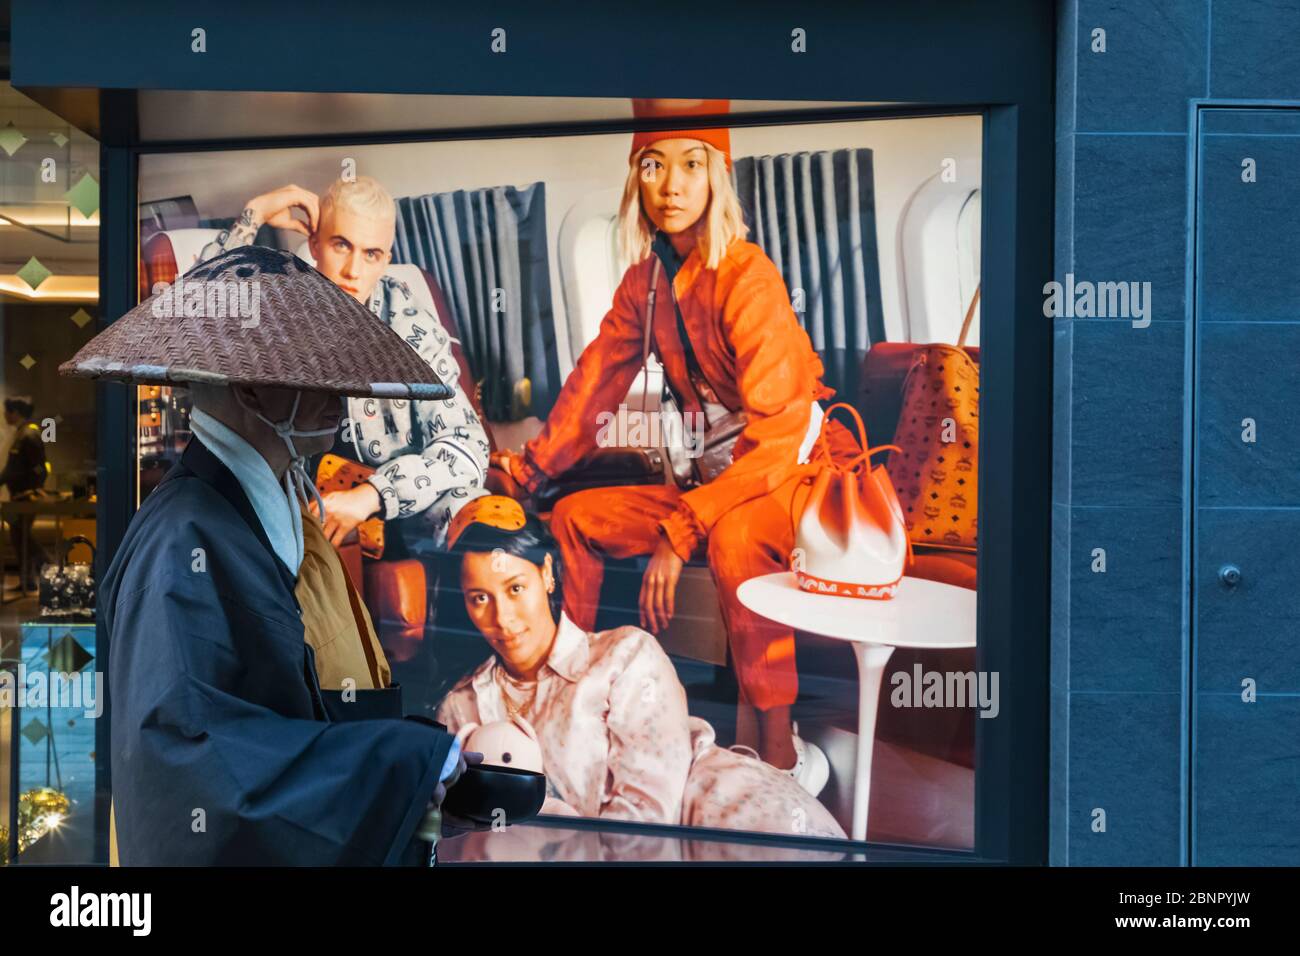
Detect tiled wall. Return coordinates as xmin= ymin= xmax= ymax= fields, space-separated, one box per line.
xmin=1053 ymin=0 xmax=1300 ymax=865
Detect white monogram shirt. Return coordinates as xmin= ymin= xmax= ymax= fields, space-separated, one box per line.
xmin=201 ymin=227 xmax=490 ymax=547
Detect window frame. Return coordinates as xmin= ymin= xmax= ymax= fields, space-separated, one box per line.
xmin=89 ymin=96 xmax=1052 ymax=865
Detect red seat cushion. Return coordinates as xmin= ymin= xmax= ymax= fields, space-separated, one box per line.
xmin=908 ymin=547 xmax=978 ymax=590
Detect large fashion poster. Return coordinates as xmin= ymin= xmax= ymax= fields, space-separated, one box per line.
xmin=135 ymin=100 xmax=983 ymax=853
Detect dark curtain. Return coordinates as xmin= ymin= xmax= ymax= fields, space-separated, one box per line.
xmin=733 ymin=148 xmax=885 ymax=405
xmin=392 ymin=183 xmax=558 ymax=421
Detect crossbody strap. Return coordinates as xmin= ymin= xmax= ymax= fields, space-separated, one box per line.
xmin=643 ymin=253 xmax=708 ymax=419
xmin=649 ymin=233 xmax=730 ymax=409
xmin=639 ymin=258 xmax=660 ymax=416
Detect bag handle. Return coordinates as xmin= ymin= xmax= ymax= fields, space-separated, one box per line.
xmin=957 ymin=284 xmax=980 ymax=348
xmin=891 ymin=283 xmax=981 ymax=455
xmin=815 ymin=402 xmax=901 ymax=472
xmin=791 ymin=402 xmax=913 ymax=569
xmin=60 ymin=534 xmax=96 ymax=570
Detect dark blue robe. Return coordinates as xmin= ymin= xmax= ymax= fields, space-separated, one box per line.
xmin=102 ymin=437 xmax=454 ymax=865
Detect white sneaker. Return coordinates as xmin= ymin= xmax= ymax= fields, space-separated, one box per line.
xmin=787 ymin=723 xmax=829 ymax=797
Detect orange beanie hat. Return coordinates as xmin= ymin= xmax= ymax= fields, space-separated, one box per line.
xmin=629 ymin=99 xmax=732 ymax=170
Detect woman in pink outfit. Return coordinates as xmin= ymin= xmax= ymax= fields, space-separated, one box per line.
xmin=434 ymin=496 xmax=845 ymax=840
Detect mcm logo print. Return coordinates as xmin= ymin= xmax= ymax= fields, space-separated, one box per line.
xmin=367 ymin=439 xmax=383 ymax=458
xmin=399 ymin=499 xmax=416 ymax=517
xmin=434 ymin=447 xmax=461 ymax=475
xmin=430 ymin=414 xmax=448 ymax=433
xmin=384 ymin=463 xmax=408 ymax=485
xmin=406 ymin=323 xmax=427 ymax=351
xmin=453 ymin=426 xmax=471 ymax=442
xmin=362 ymin=398 xmax=379 ymax=417
xmin=414 ymin=475 xmax=432 ymax=490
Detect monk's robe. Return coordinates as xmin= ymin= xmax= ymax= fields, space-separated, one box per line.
xmin=101 ymin=437 xmax=453 ymax=865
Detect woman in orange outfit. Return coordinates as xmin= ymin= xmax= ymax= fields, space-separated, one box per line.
xmin=493 ymin=100 xmax=859 ymax=794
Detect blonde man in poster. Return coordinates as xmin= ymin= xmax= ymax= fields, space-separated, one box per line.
xmin=200 ymin=176 xmax=489 ymax=553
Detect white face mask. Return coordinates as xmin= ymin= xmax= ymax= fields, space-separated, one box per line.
xmin=235 ymin=389 xmax=341 ymax=523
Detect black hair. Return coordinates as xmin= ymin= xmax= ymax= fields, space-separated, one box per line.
xmin=448 ymin=512 xmax=564 ymax=622
xmin=4 ymin=397 xmax=34 ymax=419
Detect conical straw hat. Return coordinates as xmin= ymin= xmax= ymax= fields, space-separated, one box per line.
xmin=60 ymin=245 xmax=452 ymax=400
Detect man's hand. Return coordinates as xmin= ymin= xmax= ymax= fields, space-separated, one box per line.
xmin=435 ymin=751 xmax=491 ymax=835
xmin=431 ymin=749 xmax=480 ymax=808
xmin=639 ymin=536 xmax=685 ymax=634
xmin=314 ymin=483 xmax=381 ymax=546
xmin=245 ymin=184 xmax=320 ymax=238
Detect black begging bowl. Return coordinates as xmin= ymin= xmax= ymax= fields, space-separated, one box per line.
xmin=441 ymin=765 xmax=547 ymax=825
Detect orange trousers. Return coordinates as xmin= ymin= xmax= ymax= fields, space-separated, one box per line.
xmin=549 ymin=423 xmax=860 ymax=712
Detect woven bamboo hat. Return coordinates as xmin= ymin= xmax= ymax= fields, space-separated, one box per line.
xmin=60 ymin=245 xmax=452 ymax=400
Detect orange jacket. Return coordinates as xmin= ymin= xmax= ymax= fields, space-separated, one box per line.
xmin=521 ymin=239 xmax=836 ymax=560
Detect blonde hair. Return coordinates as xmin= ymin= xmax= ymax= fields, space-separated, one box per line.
xmin=319 ymin=175 xmax=397 ymax=228
xmin=618 ymin=141 xmax=748 ymax=271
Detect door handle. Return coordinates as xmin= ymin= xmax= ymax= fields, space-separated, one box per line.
xmin=1219 ymin=564 xmax=1242 ymax=588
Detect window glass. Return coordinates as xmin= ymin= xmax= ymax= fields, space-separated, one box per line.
xmin=0 ymin=81 xmax=102 ymax=865
xmin=132 ymin=110 xmax=984 ymax=853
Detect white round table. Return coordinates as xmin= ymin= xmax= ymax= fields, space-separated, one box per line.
xmin=736 ymin=572 xmax=977 ymax=841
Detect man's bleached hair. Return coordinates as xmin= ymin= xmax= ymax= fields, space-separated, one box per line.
xmin=320 ymin=175 xmax=397 ymax=227
xmin=618 ymin=140 xmax=748 ymax=272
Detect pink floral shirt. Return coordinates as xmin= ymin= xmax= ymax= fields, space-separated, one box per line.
xmin=435 ymin=614 xmax=845 ymax=839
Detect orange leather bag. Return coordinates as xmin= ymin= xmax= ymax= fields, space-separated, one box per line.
xmin=315 ymin=454 xmax=385 ymax=559
xmin=791 ymin=403 xmax=910 ymax=599
xmin=885 ymin=288 xmax=980 ymax=553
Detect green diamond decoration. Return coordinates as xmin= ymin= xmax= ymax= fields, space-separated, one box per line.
xmin=18 ymin=354 xmax=35 ymax=370
xmin=69 ymin=308 xmax=92 ymax=328
xmin=46 ymin=633 xmax=93 ymax=674
xmin=65 ymin=173 xmax=100 ymax=219
xmin=17 ymin=257 xmax=52 ymax=291
xmin=50 ymin=131 xmax=69 ymax=148
xmin=0 ymin=122 xmax=27 ymax=157
xmin=21 ymin=718 xmax=49 ymax=745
